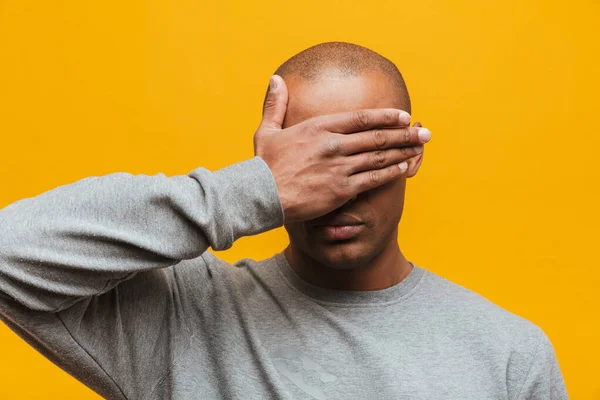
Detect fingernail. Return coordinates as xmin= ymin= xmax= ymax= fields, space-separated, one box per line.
xmin=269 ymin=76 xmax=278 ymax=91
xmin=398 ymin=162 xmax=408 ymax=172
xmin=415 ymin=146 xmax=424 ymax=154
xmin=418 ymin=128 xmax=431 ymax=143
xmin=399 ymin=111 xmax=411 ymax=125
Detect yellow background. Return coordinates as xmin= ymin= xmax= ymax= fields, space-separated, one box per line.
xmin=0 ymin=0 xmax=598 ymax=398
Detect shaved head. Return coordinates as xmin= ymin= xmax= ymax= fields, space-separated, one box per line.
xmin=273 ymin=42 xmax=411 ymax=113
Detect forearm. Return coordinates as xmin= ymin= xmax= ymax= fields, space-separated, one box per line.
xmin=0 ymin=156 xmax=283 ymax=312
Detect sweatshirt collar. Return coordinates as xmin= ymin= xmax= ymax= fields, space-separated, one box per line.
xmin=274 ymin=251 xmax=425 ymax=306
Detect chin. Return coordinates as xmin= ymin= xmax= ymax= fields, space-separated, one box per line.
xmin=307 ymin=240 xmax=378 ymax=270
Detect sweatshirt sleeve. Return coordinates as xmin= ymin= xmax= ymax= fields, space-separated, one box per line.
xmin=0 ymin=156 xmax=284 ymax=399
xmin=514 ymin=329 xmax=569 ymax=400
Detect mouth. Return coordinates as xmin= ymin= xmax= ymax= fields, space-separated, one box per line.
xmin=313 ymin=224 xmax=365 ymax=241
xmin=307 ymin=207 xmax=366 ymax=241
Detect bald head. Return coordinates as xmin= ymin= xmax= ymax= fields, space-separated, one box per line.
xmin=273 ymin=42 xmax=411 ymax=114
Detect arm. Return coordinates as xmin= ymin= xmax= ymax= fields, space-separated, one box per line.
xmin=0 ymin=158 xmax=284 ymax=399
xmin=0 ymin=157 xmax=283 ymax=313
xmin=513 ymin=329 xmax=569 ymax=400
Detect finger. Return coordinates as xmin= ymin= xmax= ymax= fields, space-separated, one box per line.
xmin=413 ymin=121 xmax=422 ymax=128
xmin=346 ymin=146 xmax=424 ymax=174
xmin=313 ymin=108 xmax=411 ymax=134
xmin=348 ymin=162 xmax=409 ymax=194
xmin=340 ymin=126 xmax=431 ymax=155
xmin=261 ymin=75 xmax=288 ymax=130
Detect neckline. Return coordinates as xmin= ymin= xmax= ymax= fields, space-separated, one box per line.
xmin=274 ymin=251 xmax=426 ymax=306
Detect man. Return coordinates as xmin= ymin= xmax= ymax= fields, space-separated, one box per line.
xmin=0 ymin=42 xmax=567 ymax=399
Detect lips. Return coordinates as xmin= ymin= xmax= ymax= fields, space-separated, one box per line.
xmin=314 ymin=224 xmax=365 ymax=241
xmin=311 ymin=213 xmax=364 ymax=227
xmin=309 ymin=213 xmax=366 ymax=241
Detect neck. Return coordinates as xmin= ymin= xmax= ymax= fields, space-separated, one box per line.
xmin=283 ymin=236 xmax=413 ymax=291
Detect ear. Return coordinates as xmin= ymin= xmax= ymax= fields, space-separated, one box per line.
xmin=406 ymin=153 xmax=423 ymax=178
xmin=407 ymin=121 xmax=425 ymax=178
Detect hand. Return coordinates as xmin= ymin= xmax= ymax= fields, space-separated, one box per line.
xmin=254 ymin=75 xmax=431 ymax=223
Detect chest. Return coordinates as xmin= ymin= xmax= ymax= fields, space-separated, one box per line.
xmin=151 ymin=290 xmax=509 ymax=399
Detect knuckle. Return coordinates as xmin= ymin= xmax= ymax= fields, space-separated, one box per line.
xmin=263 ymin=96 xmax=277 ymax=112
xmin=403 ymin=129 xmax=411 ymax=144
xmin=372 ymin=150 xmax=386 ymax=168
xmin=333 ymin=179 xmax=351 ymax=199
xmin=383 ymin=110 xmax=396 ymax=125
xmin=306 ymin=120 xmax=324 ymax=134
xmin=369 ymin=169 xmax=380 ymax=185
xmin=352 ymin=110 xmax=371 ymax=130
xmin=372 ymin=129 xmax=387 ymax=149
xmin=322 ymin=138 xmax=342 ymax=156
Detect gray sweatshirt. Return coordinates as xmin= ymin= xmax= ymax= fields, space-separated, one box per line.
xmin=0 ymin=157 xmax=567 ymax=400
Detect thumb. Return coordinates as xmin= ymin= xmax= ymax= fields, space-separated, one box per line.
xmin=261 ymin=75 xmax=288 ymax=130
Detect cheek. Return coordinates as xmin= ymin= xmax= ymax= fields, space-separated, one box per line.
xmin=283 ymin=222 xmax=306 ymax=241
xmin=362 ymin=180 xmax=406 ymax=224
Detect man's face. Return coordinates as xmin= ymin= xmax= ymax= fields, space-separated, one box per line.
xmin=282 ymin=70 xmax=411 ymax=270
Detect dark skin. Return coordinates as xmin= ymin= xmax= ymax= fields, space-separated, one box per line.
xmin=282 ymin=70 xmax=424 ymax=291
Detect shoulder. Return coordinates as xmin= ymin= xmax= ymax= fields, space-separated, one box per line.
xmin=197 ymin=251 xmax=277 ymax=293
xmin=198 ymin=251 xmax=272 ymax=276
xmin=418 ymin=267 xmax=545 ymax=349
xmin=419 ymin=268 xmax=567 ymax=397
